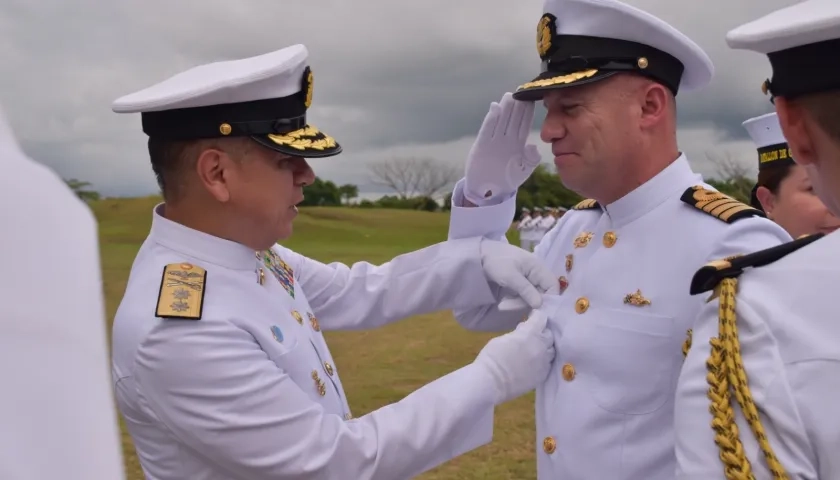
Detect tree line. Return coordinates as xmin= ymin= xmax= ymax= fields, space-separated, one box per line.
xmin=65 ymin=153 xmax=756 ymax=214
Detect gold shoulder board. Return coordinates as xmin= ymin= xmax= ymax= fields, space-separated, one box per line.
xmin=689 ymin=233 xmax=824 ymax=295
xmin=155 ymin=263 xmax=207 ymax=320
xmin=680 ymin=185 xmax=764 ymax=223
xmin=572 ymin=199 xmax=600 ymax=210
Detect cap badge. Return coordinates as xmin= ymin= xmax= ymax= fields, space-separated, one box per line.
xmin=302 ymin=66 xmax=314 ymax=109
xmin=537 ymin=13 xmax=557 ymax=59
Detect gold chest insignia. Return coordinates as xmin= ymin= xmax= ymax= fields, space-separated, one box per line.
xmin=537 ymin=13 xmax=557 ymax=59
xmin=573 ymin=231 xmax=594 ymax=248
xmin=623 ymin=289 xmax=651 ymax=307
xmin=156 ymin=263 xmax=207 ymax=320
xmin=680 ymin=186 xmax=764 ymax=223
xmin=565 ymin=254 xmax=573 ymax=272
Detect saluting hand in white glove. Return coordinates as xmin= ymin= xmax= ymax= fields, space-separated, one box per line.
xmin=463 ymin=92 xmax=542 ymax=206
xmin=479 ymin=238 xmax=555 ymax=309
xmin=474 ymin=308 xmax=555 ymax=404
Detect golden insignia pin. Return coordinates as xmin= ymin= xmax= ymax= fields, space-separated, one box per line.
xmin=623 ymin=289 xmax=651 ymax=307
xmin=291 ymin=310 xmax=304 ymax=325
xmin=565 ymin=254 xmax=573 ymax=272
xmin=308 ymin=312 xmax=321 ymax=332
xmin=573 ymin=231 xmax=594 ymax=248
xmin=155 ymin=263 xmax=207 ymax=320
xmin=312 ymin=370 xmax=326 ymax=396
xmin=558 ymin=276 xmax=569 ymax=293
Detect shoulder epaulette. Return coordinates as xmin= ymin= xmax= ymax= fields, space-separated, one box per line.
xmin=156 ymin=262 xmax=207 ymax=320
xmin=680 ymin=185 xmax=765 ymax=223
xmin=689 ymin=233 xmax=824 ymax=295
xmin=572 ymin=199 xmax=600 ymax=210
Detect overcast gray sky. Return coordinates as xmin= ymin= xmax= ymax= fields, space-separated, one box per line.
xmin=0 ymin=0 xmax=797 ymax=198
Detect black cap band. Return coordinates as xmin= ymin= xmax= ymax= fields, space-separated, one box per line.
xmin=757 ymin=142 xmax=795 ymax=170
xmin=141 ymin=95 xmax=307 ymax=141
xmin=766 ymin=38 xmax=840 ymax=99
xmin=542 ymin=35 xmax=685 ymax=94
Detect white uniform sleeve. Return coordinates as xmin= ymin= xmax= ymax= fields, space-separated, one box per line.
xmin=135 ymin=320 xmax=496 ymax=480
xmin=448 ymin=178 xmax=517 ymax=242
xmin=0 ymin=158 xmax=125 ymax=479
xmin=788 ymin=361 xmax=840 ymax=479
xmin=285 ymin=236 xmax=496 ymax=331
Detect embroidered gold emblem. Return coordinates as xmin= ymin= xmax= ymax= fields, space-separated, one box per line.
xmin=603 ymin=231 xmax=617 ymax=248
xmin=573 ymin=231 xmax=593 ymax=248
xmin=302 ymin=66 xmax=314 ymax=109
xmin=680 ymin=186 xmax=763 ymax=223
xmin=623 ymin=289 xmax=651 ymax=307
xmin=565 ymin=254 xmax=573 ymax=272
xmin=267 ymin=125 xmax=337 ymax=152
xmin=536 ymin=13 xmax=556 ymax=58
xmin=517 ymin=69 xmax=599 ymax=92
xmin=257 ymin=267 xmax=265 ymax=285
xmin=155 ymin=263 xmax=206 ymax=320
xmin=291 ymin=310 xmax=304 ymax=325
xmin=312 ymin=370 xmax=326 ymax=396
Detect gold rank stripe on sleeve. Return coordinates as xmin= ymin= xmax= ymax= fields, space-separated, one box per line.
xmin=680 ymin=186 xmax=764 ymax=223
xmin=571 ymin=198 xmax=600 ymax=210
xmin=155 ymin=263 xmax=207 ymax=320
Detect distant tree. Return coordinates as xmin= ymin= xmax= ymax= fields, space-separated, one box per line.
xmin=706 ymin=151 xmax=753 ymax=203
xmin=65 ymin=178 xmax=100 ymax=202
xmin=338 ymin=184 xmax=359 ymax=205
xmin=367 ymin=157 xmax=460 ymax=199
xmin=515 ymin=164 xmax=583 ymax=218
xmin=301 ymin=177 xmax=342 ymax=206
xmin=442 ymin=192 xmax=452 ymax=211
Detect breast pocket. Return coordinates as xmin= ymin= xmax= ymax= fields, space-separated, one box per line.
xmin=577 ymin=307 xmax=677 ymax=415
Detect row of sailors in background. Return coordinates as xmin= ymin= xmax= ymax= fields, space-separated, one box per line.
xmin=515 ymin=206 xmax=567 ymax=251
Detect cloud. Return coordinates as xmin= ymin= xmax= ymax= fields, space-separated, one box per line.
xmin=0 ymin=0 xmax=797 ymax=196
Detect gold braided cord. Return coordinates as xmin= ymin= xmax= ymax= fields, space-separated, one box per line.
xmin=705 ymin=278 xmax=789 ymax=480
xmin=682 ymin=329 xmax=693 ymax=358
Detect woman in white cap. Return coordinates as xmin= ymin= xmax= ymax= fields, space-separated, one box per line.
xmin=745 ymin=112 xmax=840 ymax=238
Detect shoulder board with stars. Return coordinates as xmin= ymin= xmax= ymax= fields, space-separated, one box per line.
xmin=680 ymin=185 xmax=765 ymax=223
xmin=155 ymin=262 xmax=207 ymax=320
xmin=571 ymin=199 xmax=600 ymax=210
xmin=689 ymin=233 xmax=824 ymax=295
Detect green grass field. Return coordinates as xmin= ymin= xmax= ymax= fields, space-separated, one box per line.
xmin=93 ymin=197 xmax=535 ymax=479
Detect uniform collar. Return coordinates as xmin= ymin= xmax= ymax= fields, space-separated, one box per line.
xmin=149 ymin=203 xmax=257 ymax=270
xmin=603 ymin=154 xmax=701 ymax=227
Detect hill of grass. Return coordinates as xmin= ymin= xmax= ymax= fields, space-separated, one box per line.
xmin=93 ymin=197 xmax=534 ymax=480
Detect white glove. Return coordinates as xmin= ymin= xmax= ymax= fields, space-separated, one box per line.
xmin=464 ymin=92 xmax=542 ymax=206
xmin=480 ymin=238 xmax=556 ymax=309
xmin=474 ymin=309 xmax=555 ymax=404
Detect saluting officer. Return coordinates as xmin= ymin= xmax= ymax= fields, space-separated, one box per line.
xmin=0 ymin=106 xmax=125 ymax=479
xmin=446 ymin=0 xmax=792 ymax=478
xmin=110 ymin=44 xmax=557 ymax=480
xmin=676 ymin=2 xmax=840 ymax=478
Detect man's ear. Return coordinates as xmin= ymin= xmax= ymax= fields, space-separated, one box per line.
xmin=195 ymin=147 xmax=232 ymax=203
xmin=638 ymin=81 xmax=670 ymax=128
xmin=755 ymin=185 xmax=777 ymax=218
xmin=776 ymin=97 xmax=818 ymax=167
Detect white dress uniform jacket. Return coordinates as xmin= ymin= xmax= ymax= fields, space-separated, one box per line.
xmin=447 ymin=155 xmax=792 ymax=480
xmin=112 ymin=205 xmax=503 ymax=480
xmin=517 ymin=214 xmax=533 ymax=248
xmin=0 ymin=109 xmax=125 ymax=479
xmin=676 ymin=231 xmax=840 ymax=479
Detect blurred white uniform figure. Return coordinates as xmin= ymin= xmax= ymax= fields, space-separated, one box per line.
xmin=516 ymin=207 xmax=534 ymax=249
xmin=0 ymin=107 xmax=125 ymax=479
xmin=537 ymin=208 xmax=558 ymax=239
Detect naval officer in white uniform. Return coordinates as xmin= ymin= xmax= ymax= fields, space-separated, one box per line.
xmin=676 ymin=2 xmax=840 ymax=478
xmin=0 ymin=106 xmax=126 ymax=479
xmin=110 ymin=44 xmax=557 ymax=480
xmin=446 ymin=0 xmax=792 ymax=478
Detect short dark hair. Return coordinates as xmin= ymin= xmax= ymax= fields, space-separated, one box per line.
xmin=147 ymin=136 xmax=254 ymax=202
xmin=796 ymin=89 xmax=840 ymax=145
xmin=751 ymin=163 xmax=794 ymax=210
